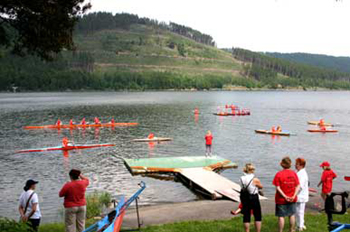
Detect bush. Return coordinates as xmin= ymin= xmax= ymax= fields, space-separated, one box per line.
xmin=86 ymin=191 xmax=112 ymax=219
xmin=0 ymin=218 xmax=33 ymax=232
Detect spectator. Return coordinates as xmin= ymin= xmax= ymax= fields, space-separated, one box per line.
xmin=19 ymin=179 xmax=41 ymax=232
xmin=59 ymin=169 xmax=89 ymax=232
xmin=317 ymin=161 xmax=337 ymax=201
xmin=240 ymin=163 xmax=263 ymax=232
xmin=273 ymin=157 xmax=300 ymax=232
xmin=295 ymin=158 xmax=309 ymax=231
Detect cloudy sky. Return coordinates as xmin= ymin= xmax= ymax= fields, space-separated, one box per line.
xmin=89 ymin=0 xmax=350 ymax=57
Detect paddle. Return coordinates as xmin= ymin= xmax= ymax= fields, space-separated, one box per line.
xmin=344 ymin=176 xmax=350 ymax=181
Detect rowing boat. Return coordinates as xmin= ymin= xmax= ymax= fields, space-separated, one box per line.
xmin=255 ymin=129 xmax=291 ymax=136
xmin=132 ymin=137 xmax=172 ymax=142
xmin=307 ymin=121 xmax=333 ymax=127
xmin=16 ymin=143 xmax=115 ymax=153
xmin=24 ymin=122 xmax=138 ymax=129
xmin=307 ymin=129 xmax=338 ymax=133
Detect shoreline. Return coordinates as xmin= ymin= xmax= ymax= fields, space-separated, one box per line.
xmin=123 ymin=195 xmax=324 ymax=228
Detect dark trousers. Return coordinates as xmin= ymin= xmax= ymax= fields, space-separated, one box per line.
xmin=242 ymin=194 xmax=262 ymax=223
xmin=28 ymin=218 xmax=41 ymax=232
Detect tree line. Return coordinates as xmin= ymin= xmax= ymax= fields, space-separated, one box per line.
xmin=75 ymin=12 xmax=215 ymax=46
xmin=232 ymin=48 xmax=350 ymax=89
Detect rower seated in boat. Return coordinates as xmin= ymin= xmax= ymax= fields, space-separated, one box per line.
xmin=111 ymin=118 xmax=115 ymax=124
xmin=94 ymin=117 xmax=101 ymax=124
xmin=81 ymin=117 xmax=86 ymax=125
xmin=69 ymin=119 xmax=74 ymax=126
xmin=62 ymin=137 xmax=69 ymax=147
xmin=56 ymin=119 xmax=61 ymax=127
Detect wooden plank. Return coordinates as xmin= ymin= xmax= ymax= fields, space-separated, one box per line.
xmin=179 ymin=167 xmax=241 ymax=201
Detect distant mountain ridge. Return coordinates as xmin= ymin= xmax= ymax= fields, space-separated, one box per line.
xmin=265 ymin=52 xmax=350 ymax=74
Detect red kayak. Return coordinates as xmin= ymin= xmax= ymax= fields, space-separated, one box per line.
xmin=16 ymin=143 xmax=115 ymax=153
xmin=24 ymin=122 xmax=138 ymax=129
xmin=307 ymin=129 xmax=338 ymax=133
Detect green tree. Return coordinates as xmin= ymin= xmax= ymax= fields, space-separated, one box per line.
xmin=0 ymin=0 xmax=91 ymax=60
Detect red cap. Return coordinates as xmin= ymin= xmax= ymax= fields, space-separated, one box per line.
xmin=320 ymin=161 xmax=330 ymax=167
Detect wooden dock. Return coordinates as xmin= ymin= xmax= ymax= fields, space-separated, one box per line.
xmin=178 ymin=167 xmax=241 ymax=201
xmin=122 ymin=156 xmax=258 ymax=202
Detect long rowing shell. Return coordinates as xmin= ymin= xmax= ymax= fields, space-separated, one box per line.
xmin=307 ymin=121 xmax=333 ymax=127
xmin=307 ymin=129 xmax=338 ymax=133
xmin=24 ymin=122 xmax=138 ymax=129
xmin=132 ymin=137 xmax=172 ymax=142
xmin=255 ymin=129 xmax=291 ymax=136
xmin=16 ymin=143 xmax=115 ymax=153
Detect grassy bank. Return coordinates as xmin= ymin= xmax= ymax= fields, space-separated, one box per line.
xmin=35 ymin=213 xmax=348 ymax=232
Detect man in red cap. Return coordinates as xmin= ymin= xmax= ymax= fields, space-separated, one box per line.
xmin=317 ymin=161 xmax=337 ymax=201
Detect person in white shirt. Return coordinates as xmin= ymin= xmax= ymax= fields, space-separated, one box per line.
xmin=295 ymin=158 xmax=309 ymax=232
xmin=240 ymin=163 xmax=263 ymax=232
xmin=19 ymin=179 xmax=41 ymax=231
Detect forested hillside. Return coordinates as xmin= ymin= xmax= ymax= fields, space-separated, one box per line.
xmin=0 ymin=12 xmax=245 ymax=91
xmin=1 ymin=12 xmax=350 ymax=91
xmin=231 ymin=48 xmax=350 ymax=89
xmin=266 ymin=52 xmax=350 ymax=74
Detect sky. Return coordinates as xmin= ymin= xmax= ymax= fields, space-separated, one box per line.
xmin=89 ymin=0 xmax=350 ymax=57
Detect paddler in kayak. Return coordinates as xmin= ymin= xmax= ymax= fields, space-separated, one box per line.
xmin=80 ymin=117 xmax=86 ymax=126
xmin=319 ymin=119 xmax=325 ymax=127
xmin=148 ymin=133 xmax=155 ymax=139
xmin=56 ymin=119 xmax=62 ymax=127
xmin=94 ymin=117 xmax=100 ymax=124
xmin=110 ymin=118 xmax=115 ymax=124
xmin=276 ymin=126 xmax=282 ymax=133
xmin=271 ymin=126 xmax=276 ymax=133
xmin=69 ymin=119 xmax=74 ymax=126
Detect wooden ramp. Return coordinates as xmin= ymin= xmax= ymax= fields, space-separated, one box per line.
xmin=179 ymin=167 xmax=241 ymax=201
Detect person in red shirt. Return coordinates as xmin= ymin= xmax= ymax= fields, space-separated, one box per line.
xmin=80 ymin=118 xmax=86 ymax=126
xmin=59 ymin=169 xmax=89 ymax=232
xmin=205 ymin=130 xmax=213 ymax=157
xmin=110 ymin=118 xmax=115 ymax=124
xmin=317 ymin=161 xmax=337 ymax=201
xmin=273 ymin=157 xmax=300 ymax=232
xmin=69 ymin=119 xmax=74 ymax=126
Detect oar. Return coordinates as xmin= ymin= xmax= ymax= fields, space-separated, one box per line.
xmin=344 ymin=176 xmax=350 ymax=181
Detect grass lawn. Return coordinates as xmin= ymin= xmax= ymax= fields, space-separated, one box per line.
xmin=39 ymin=213 xmax=349 ymax=232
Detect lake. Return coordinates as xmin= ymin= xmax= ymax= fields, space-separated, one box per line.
xmin=1 ymin=91 xmax=350 ymax=222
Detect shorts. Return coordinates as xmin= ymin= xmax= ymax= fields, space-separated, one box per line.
xmin=275 ymin=203 xmax=296 ymax=217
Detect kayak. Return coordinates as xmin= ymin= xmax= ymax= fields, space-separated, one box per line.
xmin=132 ymin=137 xmax=172 ymax=142
xmin=307 ymin=121 xmax=333 ymax=127
xmin=307 ymin=129 xmax=338 ymax=133
xmin=213 ymin=113 xmax=230 ymax=116
xmin=16 ymin=143 xmax=115 ymax=153
xmin=24 ymin=122 xmax=138 ymax=129
xmin=84 ymin=181 xmax=146 ymax=232
xmin=255 ymin=129 xmax=291 ymax=136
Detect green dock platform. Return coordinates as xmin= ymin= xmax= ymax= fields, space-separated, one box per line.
xmin=123 ymin=156 xmax=237 ymax=174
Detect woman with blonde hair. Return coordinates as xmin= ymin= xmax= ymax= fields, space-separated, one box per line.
xmin=240 ymin=163 xmax=263 ymax=232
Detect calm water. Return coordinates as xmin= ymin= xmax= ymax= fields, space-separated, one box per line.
xmin=1 ymin=91 xmax=350 ymax=222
